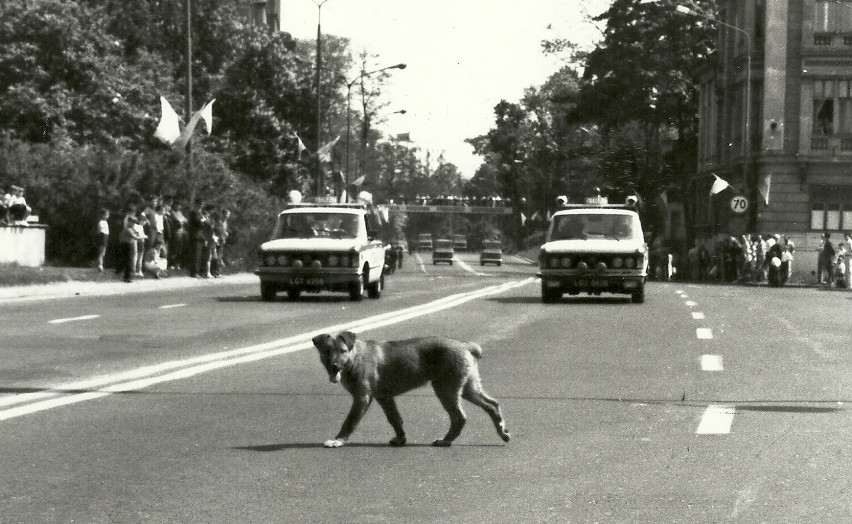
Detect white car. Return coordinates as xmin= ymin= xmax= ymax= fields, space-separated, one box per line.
xmin=255 ymin=203 xmax=387 ymax=301
xmin=538 ymin=205 xmax=649 ymax=303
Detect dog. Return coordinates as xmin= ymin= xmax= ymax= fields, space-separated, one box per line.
xmin=312 ymin=331 xmax=511 ymax=448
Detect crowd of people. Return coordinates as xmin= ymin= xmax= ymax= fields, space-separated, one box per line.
xmin=101 ymin=195 xmax=230 ymax=283
xmin=0 ymin=184 xmax=32 ymax=226
xmin=682 ymin=234 xmax=797 ymax=287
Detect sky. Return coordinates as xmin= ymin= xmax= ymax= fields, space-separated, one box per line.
xmin=282 ymin=0 xmax=613 ymax=178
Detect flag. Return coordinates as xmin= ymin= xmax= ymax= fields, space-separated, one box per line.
xmin=175 ymin=99 xmax=215 ymax=149
xmin=153 ymin=96 xmax=181 ymax=145
xmin=351 ymin=174 xmax=365 ymax=186
xmin=709 ymin=174 xmax=731 ymax=195
xmin=316 ymin=136 xmax=340 ymax=163
xmin=658 ymin=190 xmax=668 ymax=206
xmin=294 ymin=133 xmax=307 ymax=160
xmin=758 ymin=173 xmax=772 ymax=205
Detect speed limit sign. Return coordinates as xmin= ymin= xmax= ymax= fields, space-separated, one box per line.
xmin=730 ymin=195 xmax=749 ymax=214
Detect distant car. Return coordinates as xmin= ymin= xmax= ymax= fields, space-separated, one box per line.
xmin=479 ymin=240 xmax=503 ymax=266
xmin=432 ymin=238 xmax=454 ymax=265
xmin=453 ymin=234 xmax=468 ymax=251
xmin=417 ymin=233 xmax=433 ymax=251
xmin=538 ymin=205 xmax=648 ymax=303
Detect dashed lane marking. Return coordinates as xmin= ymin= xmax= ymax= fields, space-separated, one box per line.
xmin=696 ymin=327 xmax=713 ymax=339
xmin=692 ymin=312 xmax=705 ymax=320
xmin=697 ymin=405 xmax=736 ymax=434
xmin=685 ymin=300 xmax=697 ymax=307
xmin=701 ymin=354 xmax=724 ymax=371
xmin=159 ymin=303 xmax=186 ymax=309
xmin=47 ymin=315 xmax=100 ymax=325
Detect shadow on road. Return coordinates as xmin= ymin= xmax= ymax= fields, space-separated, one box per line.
xmin=232 ymin=442 xmax=504 ymax=452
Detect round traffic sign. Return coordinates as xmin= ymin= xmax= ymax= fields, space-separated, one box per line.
xmin=730 ymin=195 xmax=749 ymax=214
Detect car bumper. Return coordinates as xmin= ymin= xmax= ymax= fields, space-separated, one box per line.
xmin=255 ymin=268 xmax=360 ymax=287
xmin=537 ymin=270 xmax=646 ymax=293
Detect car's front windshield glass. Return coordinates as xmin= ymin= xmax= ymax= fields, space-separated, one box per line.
xmin=436 ymin=240 xmax=453 ymax=248
xmin=549 ymin=213 xmax=639 ymax=241
xmin=272 ymin=212 xmax=361 ymax=239
xmin=483 ymin=241 xmax=501 ymax=250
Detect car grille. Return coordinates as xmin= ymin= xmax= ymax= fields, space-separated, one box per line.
xmin=541 ymin=253 xmax=642 ymax=270
xmin=260 ymin=252 xmax=354 ymax=268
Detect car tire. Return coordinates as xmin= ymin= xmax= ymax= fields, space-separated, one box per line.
xmin=349 ymin=273 xmax=365 ymax=301
xmin=260 ymin=282 xmax=277 ymax=302
xmin=541 ymin=285 xmax=559 ymax=303
xmin=287 ymin=287 xmax=301 ymax=300
xmin=367 ymin=270 xmax=384 ymax=299
xmin=631 ymin=282 xmax=645 ymax=304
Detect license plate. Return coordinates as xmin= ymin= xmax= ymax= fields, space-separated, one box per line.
xmin=576 ymin=279 xmax=608 ymax=288
xmin=290 ymin=277 xmax=324 ymax=285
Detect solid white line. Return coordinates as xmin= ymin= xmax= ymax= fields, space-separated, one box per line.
xmin=159 ymin=303 xmax=186 ymax=310
xmin=696 ymin=405 xmax=735 ymax=434
xmin=692 ymin=312 xmax=705 ymax=320
xmin=701 ymin=355 xmax=724 ymax=371
xmin=47 ymin=315 xmax=100 ymax=325
xmin=696 ymin=328 xmax=713 ymax=339
xmin=0 ymin=278 xmax=536 ymax=421
xmin=454 ymin=257 xmax=486 ymax=276
xmin=685 ymin=300 xmax=697 ymax=307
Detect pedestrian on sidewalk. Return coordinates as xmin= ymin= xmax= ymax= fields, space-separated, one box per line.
xmin=119 ymin=215 xmax=145 ymax=282
xmin=95 ymin=208 xmax=110 ymax=272
xmin=820 ymin=232 xmax=835 ymax=286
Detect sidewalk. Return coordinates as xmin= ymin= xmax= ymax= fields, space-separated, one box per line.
xmin=0 ymin=272 xmax=257 ymax=303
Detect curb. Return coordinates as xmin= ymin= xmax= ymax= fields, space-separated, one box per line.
xmin=0 ymin=273 xmax=257 ymax=303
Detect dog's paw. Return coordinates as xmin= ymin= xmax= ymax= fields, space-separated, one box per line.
xmin=389 ymin=436 xmax=407 ymax=447
xmin=323 ymin=439 xmax=345 ymax=448
xmin=498 ymin=422 xmax=511 ymax=442
xmin=431 ymin=439 xmax=452 ymax=447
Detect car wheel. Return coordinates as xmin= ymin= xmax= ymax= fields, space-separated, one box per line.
xmin=368 ymin=270 xmax=384 ymax=299
xmin=541 ymin=285 xmax=559 ymax=303
xmin=349 ymin=273 xmax=365 ymax=301
xmin=286 ymin=287 xmax=301 ymax=300
xmin=260 ymin=282 xmax=277 ymax=302
xmin=631 ymin=282 xmax=645 ymax=304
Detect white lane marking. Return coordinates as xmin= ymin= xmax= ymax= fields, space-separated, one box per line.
xmin=454 ymin=257 xmax=486 ymax=276
xmin=685 ymin=300 xmax=697 ymax=307
xmin=701 ymin=355 xmax=724 ymax=371
xmin=692 ymin=312 xmax=705 ymax=320
xmin=696 ymin=328 xmax=713 ymax=339
xmin=696 ymin=405 xmax=735 ymax=434
xmin=47 ymin=315 xmax=100 ymax=325
xmin=159 ymin=303 xmax=186 ymax=310
xmin=675 ymin=289 xmax=684 ymax=294
xmin=413 ymin=253 xmax=430 ymax=275
xmin=0 ymin=278 xmax=536 ymax=421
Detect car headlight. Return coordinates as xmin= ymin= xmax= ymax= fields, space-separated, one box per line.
xmin=292 ymin=259 xmax=304 ymax=269
xmin=265 ymin=255 xmax=276 ymax=266
xmin=277 ymin=255 xmax=289 ymax=266
xmin=576 ymin=261 xmax=588 ymax=271
xmin=311 ymin=259 xmax=322 ymax=269
xmin=596 ymin=261 xmax=607 ymax=271
xmin=626 ymin=257 xmax=636 ymax=269
xmin=549 ymin=257 xmax=559 ymax=268
xmin=561 ymin=257 xmax=572 ymax=268
xmin=612 ymin=257 xmax=623 ymax=268
xmin=328 ymin=255 xmax=339 ymax=267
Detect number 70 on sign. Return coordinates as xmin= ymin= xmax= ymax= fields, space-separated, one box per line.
xmin=730 ymin=195 xmax=749 ymax=214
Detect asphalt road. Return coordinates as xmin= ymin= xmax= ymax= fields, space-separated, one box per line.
xmin=1 ymin=252 xmax=850 ymax=523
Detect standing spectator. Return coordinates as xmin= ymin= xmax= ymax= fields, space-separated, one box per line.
xmin=781 ymin=242 xmax=794 ymax=286
xmin=215 ymin=208 xmax=231 ymax=271
xmin=8 ymin=185 xmax=31 ymax=225
xmin=202 ymin=206 xmax=218 ymax=278
xmin=725 ymin=236 xmax=742 ymax=282
xmin=753 ymin=234 xmax=766 ymax=282
xmin=95 ymin=208 xmax=110 ymax=272
xmin=167 ymin=202 xmax=188 ymax=270
xmin=782 ymin=235 xmax=795 ymax=281
xmin=187 ymin=198 xmax=207 ymax=278
xmin=142 ymin=195 xmax=159 ymax=251
xmin=765 ymin=234 xmax=784 ymax=287
xmin=118 ymin=215 xmax=144 ymax=282
xmin=134 ymin=209 xmax=148 ymax=277
xmin=842 ymin=232 xmax=852 ymax=289
xmin=115 ymin=205 xmax=137 ymax=276
xmin=820 ymin=232 xmax=835 ymax=286
xmin=0 ymin=185 xmax=11 ymax=224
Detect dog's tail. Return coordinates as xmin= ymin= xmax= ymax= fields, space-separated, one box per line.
xmin=467 ymin=342 xmax=483 ymax=360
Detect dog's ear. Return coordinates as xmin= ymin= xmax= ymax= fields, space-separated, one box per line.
xmin=337 ymin=331 xmax=357 ymax=351
xmin=312 ymin=334 xmax=332 ymax=352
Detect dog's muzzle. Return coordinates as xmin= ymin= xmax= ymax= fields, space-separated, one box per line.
xmin=329 ymin=366 xmax=342 ymax=384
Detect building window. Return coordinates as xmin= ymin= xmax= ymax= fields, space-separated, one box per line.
xmin=815 ymin=1 xmax=852 ymax=32
xmin=815 ymin=34 xmax=833 ymax=46
xmin=814 ymin=99 xmax=834 ymax=134
xmin=811 ymin=200 xmax=852 ymax=230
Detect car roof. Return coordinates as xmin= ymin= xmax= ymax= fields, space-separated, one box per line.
xmin=278 ymin=207 xmax=363 ymax=216
xmin=552 ymin=208 xmax=638 ymax=217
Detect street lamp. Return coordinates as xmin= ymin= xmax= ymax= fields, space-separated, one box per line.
xmin=345 ymin=63 xmax=406 ymax=201
xmin=676 ymin=6 xmax=752 ymax=189
xmin=311 ymin=0 xmax=334 ymax=198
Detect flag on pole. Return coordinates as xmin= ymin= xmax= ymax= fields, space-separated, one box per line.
xmin=758 ymin=173 xmax=772 ymax=205
xmin=154 ymin=96 xmax=181 ymax=145
xmin=316 ymin=136 xmax=340 ymax=162
xmin=709 ymin=174 xmax=731 ymax=195
xmin=351 ymin=175 xmax=365 ymax=187
xmin=294 ymin=133 xmax=307 ymax=160
xmin=175 ymin=99 xmax=215 ymax=149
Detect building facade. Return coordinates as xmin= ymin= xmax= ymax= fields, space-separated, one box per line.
xmin=237 ymin=0 xmax=281 ymax=33
xmin=693 ymin=0 xmax=852 ymax=280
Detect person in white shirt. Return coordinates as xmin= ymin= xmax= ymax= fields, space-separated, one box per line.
xmin=8 ymin=185 xmax=31 ymax=225
xmin=95 ymin=208 xmax=110 ymax=272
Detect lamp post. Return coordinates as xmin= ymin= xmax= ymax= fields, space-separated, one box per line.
xmin=676 ymin=4 xmax=753 ymax=226
xmin=311 ymin=0 xmax=334 ymax=197
xmin=345 ymin=63 xmax=406 ymax=201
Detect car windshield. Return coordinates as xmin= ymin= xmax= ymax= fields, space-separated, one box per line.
xmin=272 ymin=212 xmax=361 ymax=239
xmin=436 ymin=240 xmax=453 ymax=249
xmin=483 ymin=241 xmax=502 ymax=250
xmin=549 ymin=213 xmax=640 ymax=241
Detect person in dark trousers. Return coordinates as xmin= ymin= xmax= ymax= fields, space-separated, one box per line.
xmin=820 ymin=232 xmax=836 ymax=286
xmin=186 ymin=198 xmax=207 ymax=278
xmin=118 ymin=215 xmax=144 ymax=282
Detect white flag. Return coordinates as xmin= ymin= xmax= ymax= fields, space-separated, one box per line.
xmin=758 ymin=173 xmax=772 ymax=205
xmin=294 ymin=133 xmax=307 ymax=160
xmin=199 ymin=99 xmax=215 ymax=134
xmin=709 ymin=174 xmax=731 ymax=195
xmin=175 ymin=99 xmax=215 ymax=149
xmin=316 ymin=135 xmax=340 ymax=163
xmin=153 ymin=96 xmax=181 ymax=145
